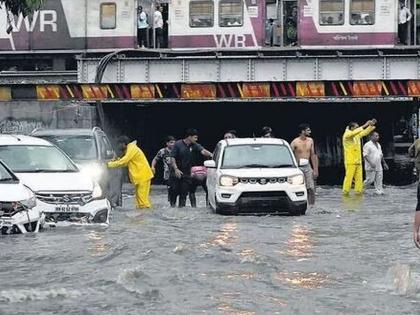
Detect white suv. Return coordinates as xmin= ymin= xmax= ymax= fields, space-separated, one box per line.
xmin=0 ymin=159 xmax=42 ymax=234
xmin=205 ymin=138 xmax=307 ymax=215
xmin=0 ymin=135 xmax=111 ymax=225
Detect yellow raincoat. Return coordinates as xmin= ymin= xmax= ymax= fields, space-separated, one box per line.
xmin=342 ymin=125 xmax=375 ymax=194
xmin=108 ymin=141 xmax=154 ymax=208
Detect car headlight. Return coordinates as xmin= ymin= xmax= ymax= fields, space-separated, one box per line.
xmin=92 ymin=181 xmax=103 ymax=200
xmin=287 ymin=174 xmax=304 ymax=185
xmin=219 ymin=175 xmax=239 ymax=187
xmin=19 ymin=196 xmax=37 ymax=209
xmin=81 ymin=164 xmax=104 ymax=181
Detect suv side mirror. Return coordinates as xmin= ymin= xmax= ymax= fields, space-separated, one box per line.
xmin=204 ymin=160 xmax=216 ymax=168
xmin=299 ymin=158 xmax=309 ymax=167
xmin=105 ymin=150 xmax=115 ymax=160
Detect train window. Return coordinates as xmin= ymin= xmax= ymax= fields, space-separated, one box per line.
xmin=350 ymin=0 xmax=375 ymax=25
xmin=100 ymin=3 xmax=116 ymax=29
xmin=319 ymin=0 xmax=344 ymax=25
xmin=189 ymin=1 xmax=214 ymax=28
xmin=219 ymin=0 xmax=243 ymax=27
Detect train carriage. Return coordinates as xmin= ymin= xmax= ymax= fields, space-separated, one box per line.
xmin=0 ymin=0 xmax=406 ymax=51
xmin=299 ymin=0 xmax=398 ymax=48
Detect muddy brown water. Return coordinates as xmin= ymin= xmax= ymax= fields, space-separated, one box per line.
xmin=1 ymin=185 xmax=420 ymax=314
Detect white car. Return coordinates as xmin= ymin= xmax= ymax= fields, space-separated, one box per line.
xmin=0 ymin=159 xmax=42 ymax=234
xmin=0 ymin=135 xmax=111 ymax=225
xmin=205 ymin=138 xmax=308 ymax=215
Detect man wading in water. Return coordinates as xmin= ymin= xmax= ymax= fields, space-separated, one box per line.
xmin=291 ymin=123 xmax=319 ymax=206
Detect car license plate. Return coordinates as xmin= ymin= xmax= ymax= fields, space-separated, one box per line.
xmin=55 ymin=205 xmax=80 ymax=212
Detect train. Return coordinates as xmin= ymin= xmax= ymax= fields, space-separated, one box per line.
xmin=0 ymin=0 xmax=404 ymax=51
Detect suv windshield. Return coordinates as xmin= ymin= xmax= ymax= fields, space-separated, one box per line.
xmin=221 ymin=144 xmax=295 ymax=169
xmin=0 ymin=145 xmax=78 ymax=173
xmin=39 ymin=135 xmax=97 ymax=161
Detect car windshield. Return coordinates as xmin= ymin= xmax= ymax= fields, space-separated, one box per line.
xmin=0 ymin=162 xmax=16 ymax=181
xmin=221 ymin=144 xmax=296 ymax=169
xmin=39 ymin=135 xmax=97 ymax=161
xmin=0 ymin=145 xmax=78 ymax=173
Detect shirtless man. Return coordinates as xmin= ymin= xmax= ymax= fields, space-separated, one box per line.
xmin=291 ymin=123 xmax=319 ymax=205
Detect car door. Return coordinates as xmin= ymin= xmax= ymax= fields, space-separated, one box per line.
xmin=207 ymin=143 xmax=222 ymax=206
xmin=96 ymin=131 xmax=123 ymax=207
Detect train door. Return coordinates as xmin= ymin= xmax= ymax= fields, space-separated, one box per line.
xmin=265 ymin=0 xmax=297 ymax=47
xmin=159 ymin=2 xmax=169 ymax=48
xmin=282 ymin=0 xmax=298 ymax=46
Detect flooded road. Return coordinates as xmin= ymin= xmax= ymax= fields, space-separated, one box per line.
xmin=1 ymin=185 xmax=420 ymax=315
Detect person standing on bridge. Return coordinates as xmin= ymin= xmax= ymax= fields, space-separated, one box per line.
xmin=342 ymin=119 xmax=376 ymax=195
xmin=108 ymin=136 xmax=154 ymax=209
xmin=137 ymin=6 xmax=149 ymax=48
xmin=291 ymin=123 xmax=319 ymax=205
xmin=398 ymin=1 xmax=412 ymax=45
xmin=154 ymin=6 xmax=164 ymax=48
xmin=363 ymin=131 xmax=389 ymax=195
xmin=170 ymin=129 xmax=213 ymax=208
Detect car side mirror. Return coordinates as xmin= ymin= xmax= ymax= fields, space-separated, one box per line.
xmin=105 ymin=150 xmax=115 ymax=160
xmin=204 ymin=160 xmax=216 ymax=168
xmin=299 ymin=158 xmax=309 ymax=167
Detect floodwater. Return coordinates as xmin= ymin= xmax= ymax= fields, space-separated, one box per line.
xmin=1 ymin=185 xmax=420 ymax=315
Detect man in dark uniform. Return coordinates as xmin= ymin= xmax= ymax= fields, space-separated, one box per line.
xmin=170 ymin=128 xmax=213 ymax=208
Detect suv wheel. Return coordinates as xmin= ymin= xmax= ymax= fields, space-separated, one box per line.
xmin=289 ymin=203 xmax=307 ymax=216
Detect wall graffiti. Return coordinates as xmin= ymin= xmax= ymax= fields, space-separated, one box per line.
xmin=0 ymin=118 xmax=45 ymax=134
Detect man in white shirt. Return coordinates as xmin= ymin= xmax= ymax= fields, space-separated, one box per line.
xmin=398 ymin=1 xmax=412 ymax=45
xmin=154 ymin=6 xmax=164 ymax=48
xmin=363 ymin=131 xmax=389 ymax=195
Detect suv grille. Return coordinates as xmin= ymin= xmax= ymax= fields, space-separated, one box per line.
xmin=239 ymin=177 xmax=287 ymax=185
xmin=240 ymin=191 xmax=288 ymax=198
xmin=36 ymin=192 xmax=92 ymax=205
xmin=0 ymin=202 xmax=25 ymax=217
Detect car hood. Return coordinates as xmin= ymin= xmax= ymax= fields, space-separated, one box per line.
xmin=0 ymin=182 xmax=33 ymax=202
xmin=16 ymin=172 xmax=94 ymax=193
xmin=220 ymin=167 xmax=302 ymax=178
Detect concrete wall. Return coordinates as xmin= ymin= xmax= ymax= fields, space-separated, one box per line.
xmin=0 ymin=101 xmax=97 ymax=134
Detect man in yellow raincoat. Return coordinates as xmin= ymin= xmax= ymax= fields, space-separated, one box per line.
xmin=108 ymin=136 xmax=154 ymax=209
xmin=342 ymin=119 xmax=376 ymax=195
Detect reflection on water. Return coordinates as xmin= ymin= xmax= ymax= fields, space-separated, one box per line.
xmin=342 ymin=194 xmax=364 ymax=212
xmin=87 ymin=231 xmax=110 ymax=257
xmin=279 ymin=224 xmax=314 ymax=258
xmin=275 ymin=271 xmax=331 ymax=289
xmin=218 ymin=302 xmax=257 ymax=315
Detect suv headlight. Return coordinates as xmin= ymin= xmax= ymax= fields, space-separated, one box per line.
xmin=19 ymin=196 xmax=37 ymax=209
xmin=92 ymin=181 xmax=103 ymax=200
xmin=287 ymin=174 xmax=304 ymax=185
xmin=219 ymin=175 xmax=239 ymax=187
xmin=81 ymin=163 xmax=104 ymax=181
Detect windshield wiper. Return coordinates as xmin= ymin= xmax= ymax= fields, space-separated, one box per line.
xmin=30 ymin=169 xmax=77 ymax=173
xmin=269 ymin=164 xmax=295 ymax=168
xmin=237 ymin=164 xmax=270 ymax=168
xmin=0 ymin=178 xmax=16 ymax=182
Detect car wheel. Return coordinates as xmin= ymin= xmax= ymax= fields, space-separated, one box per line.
xmin=299 ymin=203 xmax=307 ymax=215
xmin=212 ymin=194 xmax=231 ymax=215
xmin=289 ymin=203 xmax=307 ymax=216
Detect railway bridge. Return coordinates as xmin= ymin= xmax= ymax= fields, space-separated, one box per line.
xmin=0 ymin=48 xmax=418 ymax=184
